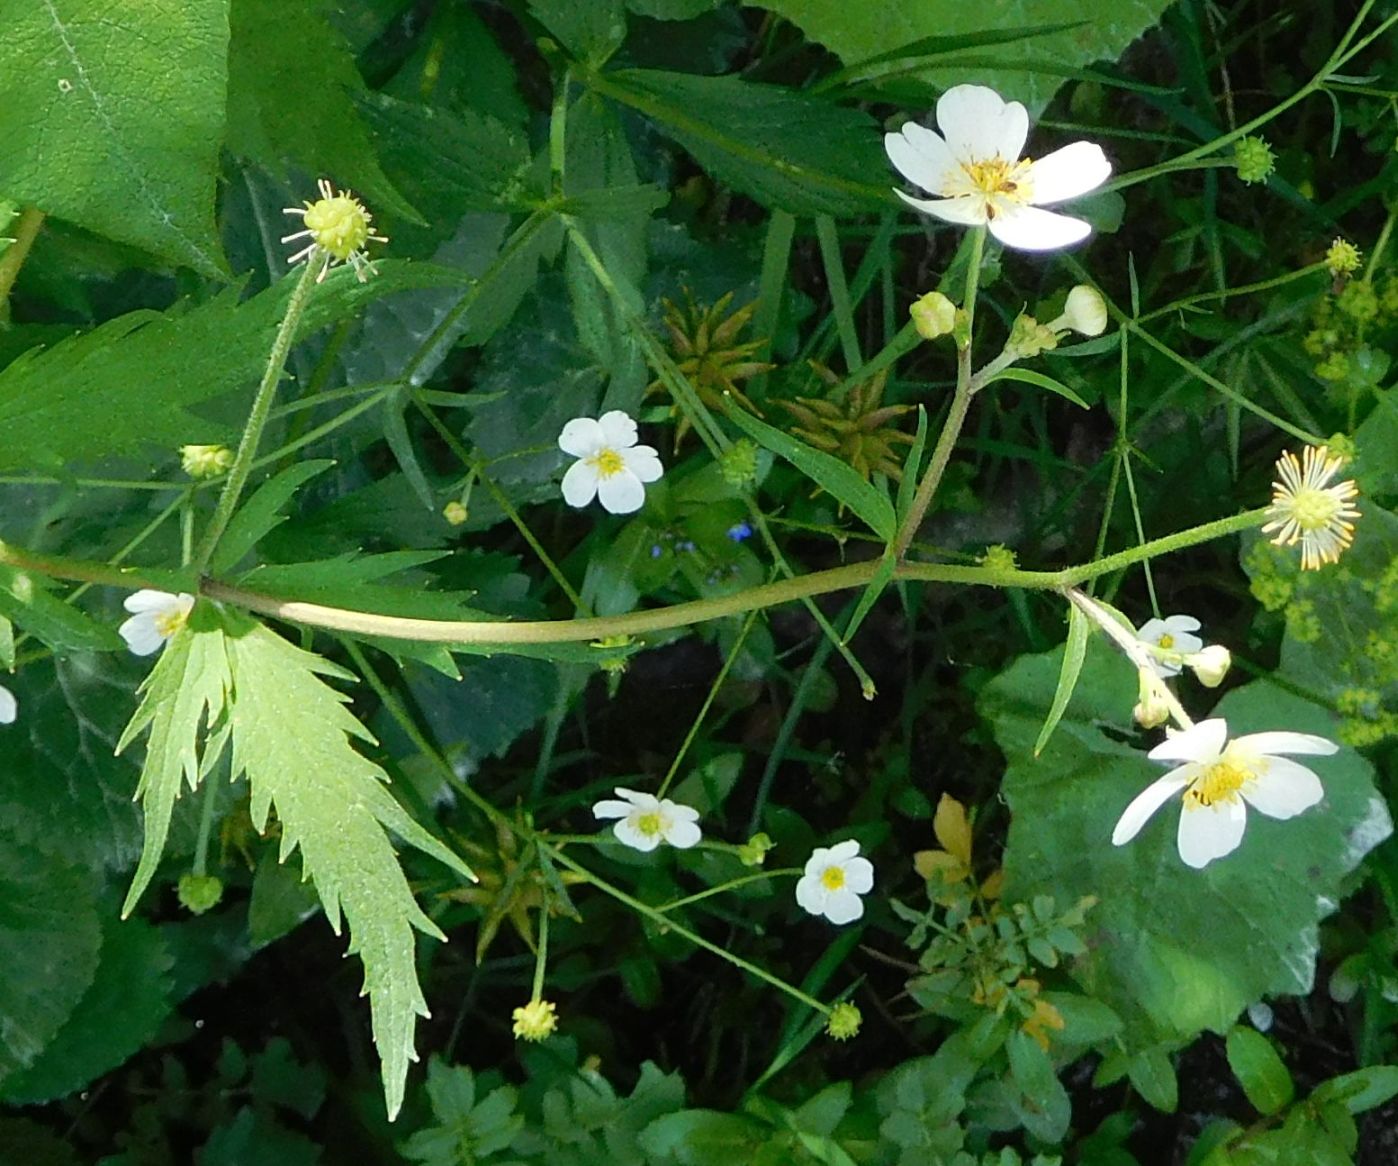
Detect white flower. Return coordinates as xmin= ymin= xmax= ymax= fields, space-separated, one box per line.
xmin=0 ymin=684 xmax=15 ymax=725
xmin=592 ymin=787 xmax=701 ymax=852
xmin=1137 ymin=614 xmax=1203 ymax=678
xmin=558 ymin=411 xmax=664 ymax=515
xmin=119 ymin=590 xmax=196 ymax=656
xmin=1260 ymin=445 xmax=1361 ymax=570
xmin=1112 ymin=718 xmax=1337 ymax=869
xmin=796 ymin=839 xmax=874 ymax=924
xmin=885 ymin=84 xmax=1111 ymax=251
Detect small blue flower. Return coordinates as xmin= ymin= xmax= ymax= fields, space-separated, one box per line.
xmin=726 ymin=521 xmax=753 ymax=543
xmin=650 ymin=544 xmax=664 ymax=559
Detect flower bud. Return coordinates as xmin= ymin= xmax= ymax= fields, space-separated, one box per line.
xmin=826 ymin=1002 xmax=862 ymax=1040
xmin=1185 ymin=645 xmax=1231 ymax=688
xmin=512 ymin=998 xmax=558 ymax=1042
xmin=1006 ymin=314 xmax=1058 ymax=359
xmin=178 ymin=873 xmax=224 ymax=915
xmin=1233 ymin=136 xmax=1276 ymax=185
xmin=720 ymin=438 xmax=760 ymax=488
xmin=910 ymin=291 xmax=957 ymax=341
xmin=1326 ymin=238 xmax=1362 ymax=279
xmin=737 ymin=832 xmax=774 ymax=867
xmin=180 ymin=444 xmax=234 ymax=480
xmin=1057 ymin=285 xmax=1108 ymax=337
xmin=443 ymin=500 xmax=468 ymax=526
xmin=1132 ymin=669 xmax=1171 ymax=729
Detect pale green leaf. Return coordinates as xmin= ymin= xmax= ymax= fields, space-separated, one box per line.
xmin=220 ymin=616 xmax=472 ymax=1118
xmin=722 ymin=401 xmax=896 ymax=540
xmin=0 ymin=0 xmax=228 ymax=274
xmin=754 ymin=0 xmax=1174 ymax=112
xmin=983 ymin=367 xmax=1091 ymax=409
xmin=118 ymin=605 xmax=232 ymax=918
xmin=0 ymin=262 xmax=463 ymax=473
xmin=226 ymin=0 xmax=416 ymax=221
xmin=984 ymin=639 xmax=1391 ymax=1048
xmin=591 ymin=69 xmax=887 ymax=217
xmin=0 ymin=913 xmax=173 ymax=1104
xmin=1034 ymin=602 xmax=1088 ymax=755
xmin=0 ymin=830 xmax=102 ymax=1086
xmin=1226 ymin=1027 xmax=1294 ymax=1116
xmin=0 ymin=566 xmax=120 ymax=653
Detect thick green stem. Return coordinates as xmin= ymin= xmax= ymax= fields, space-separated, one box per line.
xmin=192 ymin=260 xmax=319 ymax=573
xmin=893 ymin=228 xmax=985 ymax=558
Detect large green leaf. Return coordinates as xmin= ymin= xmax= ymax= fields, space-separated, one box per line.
xmin=754 ymin=0 xmax=1174 ymax=112
xmin=0 ymin=829 xmax=102 ymax=1086
xmin=0 ymin=261 xmax=464 ymax=473
xmin=0 ymin=912 xmax=174 ymax=1103
xmin=225 ymin=0 xmax=415 ymax=221
xmin=983 ymin=639 xmax=1390 ymax=1047
xmin=0 ymin=0 xmax=228 ymax=274
xmin=590 ymin=69 xmax=887 ymax=217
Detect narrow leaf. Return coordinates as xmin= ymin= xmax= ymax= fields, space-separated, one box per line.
xmin=842 ymin=552 xmax=895 ymax=644
xmin=1035 ymin=602 xmax=1089 ymax=756
xmin=211 ymin=461 xmax=335 ymax=575
xmin=722 ymin=400 xmax=896 ymax=540
xmin=982 ymin=366 xmax=1090 ymax=409
xmin=0 ymin=567 xmax=120 ymax=654
xmin=896 ymin=405 xmax=929 ymax=523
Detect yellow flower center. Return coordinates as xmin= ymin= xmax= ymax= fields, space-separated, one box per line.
xmin=303 ymin=194 xmax=373 ymax=260
xmin=1288 ymin=486 xmax=1344 ymax=532
xmin=1183 ymin=759 xmax=1253 ymax=810
xmin=1158 ymin=633 xmax=1175 ymax=649
xmin=820 ymin=865 xmax=847 ymax=891
xmin=588 ymin=448 xmax=626 ymax=478
xmin=153 ymin=608 xmax=189 ymax=640
xmin=636 ymin=811 xmax=663 ymax=837
xmin=962 ymin=157 xmax=1033 ymax=217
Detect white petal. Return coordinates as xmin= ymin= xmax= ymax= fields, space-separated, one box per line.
xmin=842 ymin=856 xmax=874 ymax=894
xmin=623 ymin=445 xmax=664 ymax=484
xmin=597 ymin=471 xmax=646 ymax=515
xmin=666 ymin=802 xmax=700 ymax=824
xmin=937 ymin=84 xmax=1027 ymax=162
xmin=613 ymin=787 xmax=653 ymax=807
xmin=614 ymin=817 xmax=662 ymax=851
xmin=1025 ymin=141 xmax=1112 ymax=205
xmin=1171 ymin=632 xmax=1204 ymax=655
xmin=885 ymin=124 xmax=959 ymax=194
xmin=1163 ymin=615 xmax=1202 ymax=634
xmin=0 ymin=685 xmax=16 ymax=725
xmin=664 ymin=818 xmax=702 ymax=849
xmin=803 ymin=847 xmax=834 ymax=876
xmin=988 ymin=205 xmax=1092 ymax=251
xmin=795 ymin=874 xmax=826 ymax=916
xmin=592 ymin=799 xmax=635 ymax=821
xmin=822 ymin=887 xmax=865 ymax=925
xmin=561 ymin=460 xmax=600 ymax=508
xmin=895 ymin=190 xmax=988 ymax=226
xmin=1111 ymin=772 xmax=1190 ymax=844
xmin=124 ymin=588 xmax=179 ymax=614
xmin=597 ymin=410 xmax=639 ymax=449
xmin=1233 ymin=731 xmax=1339 ymax=757
xmin=119 ymin=613 xmax=165 ymax=657
xmin=1243 ymin=757 xmax=1324 ymax=820
xmin=1149 ymin=718 xmax=1228 ymax=765
xmin=1137 ymin=618 xmax=1168 ymax=643
xmin=826 ymin=839 xmax=861 ymax=863
xmin=1177 ymin=799 xmax=1247 ymax=868
xmin=558 ymin=417 xmax=605 ymax=458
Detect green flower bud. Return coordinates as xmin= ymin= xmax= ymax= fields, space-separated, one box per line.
xmin=1325 ymin=237 xmax=1362 ymax=278
xmin=180 ymin=444 xmax=234 ymax=480
xmin=737 ymin=832 xmax=774 ymax=867
xmin=825 ymin=1002 xmax=862 ymax=1040
xmin=1233 ymin=136 xmax=1276 ymax=184
xmin=178 ymin=873 xmax=224 ymax=915
xmin=910 ymin=291 xmax=957 ymax=341
xmin=720 ymin=438 xmax=760 ymax=488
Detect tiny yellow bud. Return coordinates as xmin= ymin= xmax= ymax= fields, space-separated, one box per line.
xmin=180 ymin=444 xmax=234 ymax=480
xmin=1185 ymin=645 xmax=1231 ymax=688
xmin=512 ymin=998 xmax=558 ymax=1042
xmin=443 ymin=500 xmax=468 ymax=526
xmin=910 ymin=291 xmax=957 ymax=341
xmin=825 ymin=1002 xmax=862 ymax=1040
xmin=737 ymin=832 xmax=774 ymax=867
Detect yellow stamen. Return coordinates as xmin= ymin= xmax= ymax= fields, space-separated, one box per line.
xmin=636 ymin=811 xmax=663 ymax=837
xmin=1183 ymin=759 xmax=1253 ymax=810
xmin=1158 ymin=633 xmax=1175 ymax=649
xmin=153 ymin=609 xmax=189 ymax=639
xmin=589 ymin=449 xmax=626 ymax=478
xmin=820 ymin=866 xmax=846 ymax=891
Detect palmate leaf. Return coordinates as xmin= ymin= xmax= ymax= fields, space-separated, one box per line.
xmin=119 ymin=606 xmax=473 ymax=1118
xmin=221 ymin=614 xmax=472 ymax=1119
xmin=0 ymin=0 xmax=228 ymax=274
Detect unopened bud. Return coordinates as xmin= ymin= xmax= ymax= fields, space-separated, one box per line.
xmin=1056 ymin=285 xmax=1108 ymax=337
xmin=1185 ymin=645 xmax=1231 ymax=688
xmin=443 ymin=500 xmax=468 ymax=526
xmin=910 ymin=291 xmax=957 ymax=341
xmin=1133 ymin=669 xmax=1171 ymax=729
xmin=180 ymin=444 xmax=234 ymax=480
xmin=1007 ymin=314 xmax=1058 ymax=359
xmin=1233 ymin=136 xmax=1276 ymax=185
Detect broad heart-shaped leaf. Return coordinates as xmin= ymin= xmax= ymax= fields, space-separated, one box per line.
xmin=0 ymin=0 xmax=228 ymax=274
xmin=219 ymin=615 xmax=473 ymax=1119
xmin=0 ymin=826 xmax=102 ymax=1087
xmin=983 ymin=639 xmax=1390 ymax=1048
xmin=753 ymin=0 xmax=1174 ymax=112
xmin=0 ymin=911 xmax=173 ymax=1104
xmin=226 ymin=0 xmax=416 ymax=221
xmin=590 ymin=69 xmax=887 ymax=217
xmin=0 ymin=261 xmax=465 ymax=473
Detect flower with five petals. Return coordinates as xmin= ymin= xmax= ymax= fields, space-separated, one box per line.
xmin=559 ymin=411 xmax=664 ymax=515
xmin=796 ymin=840 xmax=875 ymax=924
xmin=592 ymin=787 xmax=701 ymax=852
xmin=119 ymin=590 xmax=196 ymax=657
